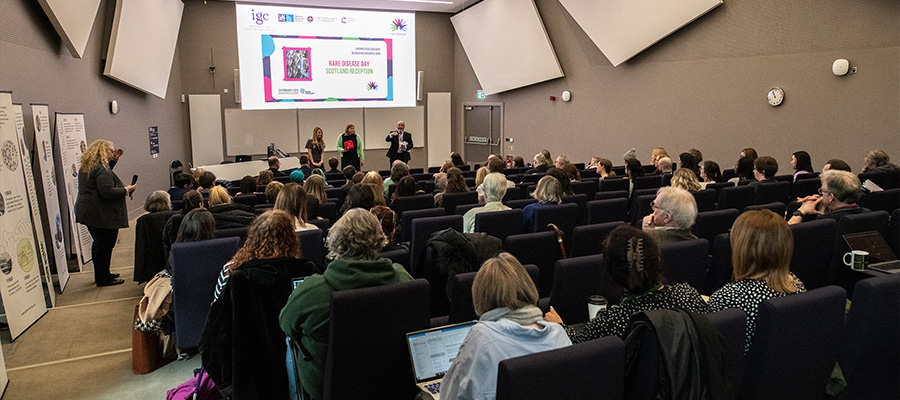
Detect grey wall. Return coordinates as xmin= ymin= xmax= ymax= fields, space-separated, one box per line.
xmin=453 ymin=0 xmax=900 ymax=172
xmin=0 ymin=0 xmax=188 ymax=218
xmin=177 ymin=0 xmax=457 ymax=171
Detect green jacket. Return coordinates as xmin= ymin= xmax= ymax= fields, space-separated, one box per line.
xmin=335 ymin=133 xmax=365 ymax=161
xmin=279 ymin=257 xmax=411 ymax=399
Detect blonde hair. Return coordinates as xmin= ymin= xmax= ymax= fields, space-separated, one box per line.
xmin=650 ymin=147 xmax=669 ymax=165
xmin=275 ymin=183 xmax=308 ymax=226
xmin=265 ymin=181 xmax=284 ymax=203
xmin=304 ymin=174 xmax=327 ymax=204
xmin=670 ymin=168 xmax=701 ymax=192
xmin=258 ymin=170 xmax=274 ymax=185
xmin=208 ymin=186 xmax=231 ymax=207
xmin=475 ymin=167 xmax=489 ymax=186
xmin=730 ymin=210 xmax=798 ymax=293
xmin=361 ymin=171 xmax=383 ymax=186
xmin=473 ymin=253 xmax=538 ymax=316
xmin=310 ymin=127 xmax=326 ymax=150
xmin=80 ymin=140 xmax=113 ymax=172
xmin=327 ymin=208 xmax=386 ymax=260
xmin=532 ymin=175 xmax=562 ymax=203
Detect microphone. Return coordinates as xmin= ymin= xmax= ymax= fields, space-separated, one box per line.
xmin=129 ymin=174 xmax=138 ymax=199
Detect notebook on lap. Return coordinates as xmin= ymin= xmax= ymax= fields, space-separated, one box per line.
xmin=406 ymin=321 xmax=476 ymax=400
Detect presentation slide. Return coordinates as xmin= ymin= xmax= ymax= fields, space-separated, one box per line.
xmin=236 ymin=4 xmax=416 ymax=110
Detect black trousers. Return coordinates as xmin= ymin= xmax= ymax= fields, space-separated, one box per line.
xmin=87 ymin=226 xmax=118 ymax=284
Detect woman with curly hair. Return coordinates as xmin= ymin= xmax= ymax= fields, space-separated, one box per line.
xmin=670 ymin=168 xmax=701 ymax=192
xmin=435 ymin=167 xmax=469 ymax=207
xmin=75 ymin=140 xmax=136 ymax=287
xmin=212 ymin=210 xmax=304 ymax=301
xmin=280 ymin=209 xmax=412 ymax=400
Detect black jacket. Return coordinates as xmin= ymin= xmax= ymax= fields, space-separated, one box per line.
xmin=385 ymin=131 xmax=413 ymax=161
xmin=75 ymin=164 xmax=129 ymax=229
xmin=209 ymin=203 xmax=257 ymax=230
xmin=625 ymin=309 xmax=734 ymax=400
xmin=200 ymin=257 xmax=318 ymax=400
xmin=420 ymin=229 xmax=503 ymax=316
xmin=133 ymin=210 xmax=177 ymax=283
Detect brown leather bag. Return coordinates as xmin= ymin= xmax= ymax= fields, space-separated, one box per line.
xmin=132 ymin=305 xmax=160 ymax=375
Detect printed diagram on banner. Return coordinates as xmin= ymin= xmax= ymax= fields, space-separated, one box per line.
xmin=33 ymin=104 xmax=70 ymax=292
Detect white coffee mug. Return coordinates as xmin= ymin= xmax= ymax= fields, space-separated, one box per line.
xmin=587 ymin=295 xmax=607 ymax=320
xmin=843 ymin=250 xmax=869 ymax=271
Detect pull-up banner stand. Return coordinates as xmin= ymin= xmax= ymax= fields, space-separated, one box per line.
xmin=13 ymin=104 xmax=55 ymax=307
xmin=0 ymin=92 xmax=49 ymax=340
xmin=32 ymin=104 xmax=69 ymax=293
xmin=55 ymin=113 xmax=92 ymax=269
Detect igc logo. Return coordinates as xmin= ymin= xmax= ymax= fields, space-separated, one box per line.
xmin=251 ymin=9 xmax=269 ymax=25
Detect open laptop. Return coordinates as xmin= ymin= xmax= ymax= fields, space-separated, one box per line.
xmin=843 ymin=231 xmax=900 ymax=273
xmin=406 ymin=321 xmax=476 ymax=400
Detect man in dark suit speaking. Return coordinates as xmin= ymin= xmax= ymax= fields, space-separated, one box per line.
xmin=385 ymin=120 xmax=413 ymax=166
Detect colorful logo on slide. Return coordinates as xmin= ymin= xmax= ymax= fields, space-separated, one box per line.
xmin=391 ymin=18 xmax=407 ymax=32
xmin=366 ymin=82 xmax=379 ymax=91
xmin=307 ymin=16 xmax=314 ymax=22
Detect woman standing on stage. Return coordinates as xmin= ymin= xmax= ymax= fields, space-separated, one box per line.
xmin=336 ymin=123 xmax=364 ymax=171
xmin=306 ymin=127 xmax=326 ymax=169
xmin=75 ymin=140 xmax=136 ymax=287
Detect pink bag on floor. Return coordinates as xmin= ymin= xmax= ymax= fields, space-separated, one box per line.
xmin=167 ymin=367 xmax=223 ymax=400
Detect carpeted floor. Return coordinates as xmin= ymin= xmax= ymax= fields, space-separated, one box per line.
xmin=0 ymin=220 xmax=201 ymax=399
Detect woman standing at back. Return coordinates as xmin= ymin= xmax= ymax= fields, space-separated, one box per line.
xmin=75 ymin=140 xmax=136 ymax=287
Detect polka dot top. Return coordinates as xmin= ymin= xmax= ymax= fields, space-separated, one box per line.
xmin=563 ymin=283 xmax=710 ymax=344
xmin=707 ymin=273 xmax=806 ymax=353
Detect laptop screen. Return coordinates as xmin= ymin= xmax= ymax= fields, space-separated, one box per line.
xmin=406 ymin=321 xmax=476 ymax=384
xmin=843 ymin=231 xmax=898 ymax=264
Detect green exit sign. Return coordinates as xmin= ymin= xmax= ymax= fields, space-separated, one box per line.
xmin=476 ymin=90 xmax=485 ymax=99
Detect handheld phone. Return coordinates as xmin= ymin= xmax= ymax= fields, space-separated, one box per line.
xmin=129 ymin=174 xmax=138 ymax=199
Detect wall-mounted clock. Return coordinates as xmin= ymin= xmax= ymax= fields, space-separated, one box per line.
xmin=767 ymin=87 xmax=785 ymax=107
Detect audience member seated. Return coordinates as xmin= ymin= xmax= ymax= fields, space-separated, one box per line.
xmin=212 ymin=210 xmax=308 ymax=302
xmin=435 ymin=167 xmax=468 ymax=208
xmin=555 ymin=154 xmax=570 ymax=169
xmin=699 ymin=161 xmax=724 ymax=188
xmin=641 ymin=186 xmax=699 ymax=244
xmin=670 ymin=168 xmax=701 ymax=192
xmin=597 ymin=158 xmax=616 ymax=179
xmin=730 ymin=156 xmax=756 ymax=184
xmin=327 ymin=157 xmax=340 ymax=173
xmin=689 ymin=148 xmax=703 ymax=164
xmin=561 ymin=163 xmax=581 ymax=182
xmin=650 ymin=147 xmax=669 ymax=167
xmin=167 ymin=208 xmax=216 ymax=272
xmin=547 ymin=167 xmax=573 ymax=196
xmin=625 ymin=159 xmax=644 ymax=195
xmin=275 ymin=183 xmax=318 ymax=232
xmin=304 ymin=174 xmax=328 ymax=219
xmin=526 ymin=153 xmax=551 ymax=174
xmin=268 ymin=156 xmax=286 ymax=177
xmin=474 ymin=166 xmax=488 ymax=194
xmin=788 ymin=170 xmax=869 ymax=224
xmin=298 ymin=156 xmax=313 ymax=177
xmin=134 ymin=190 xmax=176 ymax=283
xmin=822 ymin=158 xmax=851 ymax=173
xmin=708 ymin=210 xmax=806 ymax=352
xmin=464 ymin=173 xmax=511 ymax=233
xmin=741 ymin=147 xmax=758 ymax=162
xmin=371 ymin=205 xmax=406 ymax=253
xmin=162 ymin=189 xmax=204 ymax=261
xmin=279 ymin=209 xmax=412 ymax=400
xmin=198 ymin=170 xmax=217 ymax=195
xmin=264 ymin=181 xmax=283 ymax=204
xmin=289 ymin=169 xmax=305 ymax=185
xmin=512 ymin=155 xmax=525 ymax=168
xmin=236 ymin=175 xmax=256 ymax=195
xmin=340 ymin=183 xmax=378 ymax=215
xmin=451 ymin=151 xmax=466 ymax=167
xmin=433 ymin=160 xmax=454 ymax=192
xmin=476 ymin=158 xmax=516 ymax=204
xmin=257 ymin=169 xmax=274 ymax=186
xmin=655 ymin=156 xmax=673 ymax=175
xmin=383 ymin=160 xmax=410 ymax=197
xmin=442 ymin=253 xmax=572 ymax=399
xmin=390 ymin=175 xmax=418 ymax=206
xmin=522 ymin=175 xmax=563 ymax=232
xmin=340 ymin=166 xmax=358 ymax=195
xmin=544 ymin=225 xmax=708 ymax=342
xmin=791 ymin=150 xmax=813 ymax=181
xmin=862 ymin=149 xmax=899 ymax=173
xmin=679 ymin=152 xmax=700 ymax=177
xmin=208 ymin=186 xmax=256 ymax=230
xmin=168 ymin=172 xmax=192 ymax=202
xmin=751 ymin=156 xmax=778 ymax=183
xmin=587 ymin=156 xmax=602 ymax=170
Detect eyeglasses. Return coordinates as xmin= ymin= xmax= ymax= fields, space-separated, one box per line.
xmin=818 ymin=188 xmax=831 ymax=195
